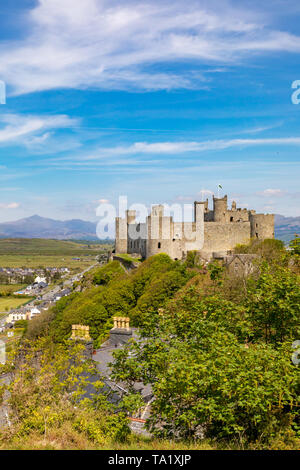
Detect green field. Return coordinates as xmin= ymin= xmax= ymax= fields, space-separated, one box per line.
xmin=0 ymin=297 xmax=33 ymax=312
xmin=0 ymin=238 xmax=111 ymax=255
xmin=0 ymin=284 xmax=26 ymax=294
xmin=115 ymin=253 xmax=142 ymax=263
xmin=0 ymin=239 xmax=113 ymax=271
xmin=0 ymin=254 xmax=97 ymax=270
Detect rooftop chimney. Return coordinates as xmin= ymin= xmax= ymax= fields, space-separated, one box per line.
xmin=110 ymin=316 xmax=132 ymax=347
xmin=70 ymin=324 xmax=93 ymax=358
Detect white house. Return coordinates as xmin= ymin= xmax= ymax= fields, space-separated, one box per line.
xmin=6 ymin=312 xmax=28 ymax=323
xmin=29 ymin=307 xmax=41 ymax=319
xmin=34 ymin=276 xmax=47 ymax=284
xmin=6 ymin=307 xmax=41 ymax=323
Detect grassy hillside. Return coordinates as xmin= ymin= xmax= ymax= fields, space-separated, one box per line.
xmin=24 ymin=255 xmax=194 ymax=345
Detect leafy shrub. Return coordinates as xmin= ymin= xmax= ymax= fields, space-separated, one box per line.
xmin=92 ymin=261 xmax=124 ymax=286
xmin=47 ymin=255 xmax=194 ymax=342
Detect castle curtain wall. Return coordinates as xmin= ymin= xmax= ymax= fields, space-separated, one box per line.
xmin=202 ymin=221 xmax=251 ymax=253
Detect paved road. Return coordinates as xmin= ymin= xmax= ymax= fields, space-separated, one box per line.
xmin=0 ymin=262 xmax=99 ymax=328
xmin=63 ymin=263 xmax=98 ymax=286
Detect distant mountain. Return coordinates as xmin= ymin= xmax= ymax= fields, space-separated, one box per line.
xmin=274 ymin=214 xmax=300 ymax=243
xmin=0 ymin=215 xmax=98 ymax=240
xmin=0 ymin=213 xmax=298 ymax=243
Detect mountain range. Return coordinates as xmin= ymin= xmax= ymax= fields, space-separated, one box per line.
xmin=0 ymin=215 xmax=98 ymax=240
xmin=0 ymin=214 xmax=298 ymax=243
xmin=274 ymin=214 xmax=300 ymax=243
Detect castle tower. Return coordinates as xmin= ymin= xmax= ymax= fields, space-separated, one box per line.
xmin=213 ymin=195 xmax=228 ymax=223
xmin=151 ymin=205 xmax=164 ymax=217
xmin=194 ymin=201 xmax=206 ymax=222
xmin=204 ymin=198 xmax=209 ymax=213
xmin=126 ymin=210 xmax=137 ymax=253
xmin=182 ymin=201 xmax=204 ymax=252
xmin=249 ymin=213 xmax=274 ymax=239
xmin=126 ymin=210 xmax=136 ymax=225
xmin=115 ymin=216 xmax=127 ymax=253
xmin=146 ymin=205 xmax=173 ymax=258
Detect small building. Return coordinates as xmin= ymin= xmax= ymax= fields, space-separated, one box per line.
xmin=29 ymin=307 xmax=41 ymax=319
xmin=6 ymin=311 xmax=28 ymax=323
xmin=213 ymin=253 xmax=259 ymax=276
xmin=34 ymin=276 xmax=47 ymax=284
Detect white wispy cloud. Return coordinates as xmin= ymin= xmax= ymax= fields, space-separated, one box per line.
xmin=0 ymin=0 xmax=300 ymax=94
xmin=256 ymin=189 xmax=287 ymax=197
xmin=117 ymin=137 xmax=300 ymax=154
xmin=97 ymin=198 xmax=110 ymax=204
xmin=175 ymin=189 xmax=213 ymax=202
xmin=42 ymin=136 xmax=300 ymax=166
xmin=0 ymin=114 xmax=79 ymax=145
xmin=255 ymin=188 xmax=300 ymax=199
xmin=0 ymin=202 xmax=20 ymax=209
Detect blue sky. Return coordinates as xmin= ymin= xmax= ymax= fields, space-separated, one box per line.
xmin=0 ymin=0 xmax=300 ymax=222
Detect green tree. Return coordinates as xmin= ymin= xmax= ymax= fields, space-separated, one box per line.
xmin=246 ymin=263 xmax=300 ymax=344
xmin=1 ymin=339 xmax=130 ymax=447
xmin=112 ymin=316 xmax=299 ymax=445
xmin=289 ymin=235 xmax=300 ymax=256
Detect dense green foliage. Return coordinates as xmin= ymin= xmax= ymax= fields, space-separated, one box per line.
xmin=234 ymin=238 xmax=285 ymax=263
xmin=290 ymin=235 xmax=300 ymax=256
xmin=28 ymin=255 xmax=194 ymax=347
xmin=14 ymin=243 xmax=300 ymax=448
xmin=0 ymin=339 xmax=130 ymax=448
xmin=246 ymin=263 xmax=300 ymax=344
xmin=110 ymin=248 xmax=300 ymax=447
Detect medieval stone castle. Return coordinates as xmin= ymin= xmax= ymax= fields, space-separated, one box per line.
xmin=115 ymin=194 xmax=274 ymax=261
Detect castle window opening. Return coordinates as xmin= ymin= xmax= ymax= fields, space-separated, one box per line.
xmin=230 ymin=217 xmax=233 ymax=222
xmin=158 ymin=242 xmax=161 ymax=249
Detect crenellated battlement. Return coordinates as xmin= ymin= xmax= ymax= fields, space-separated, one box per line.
xmin=115 ymin=193 xmax=274 ymax=260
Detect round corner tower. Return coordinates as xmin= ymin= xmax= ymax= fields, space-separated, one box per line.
xmin=249 ymin=213 xmax=274 ymax=239
xmin=213 ymin=195 xmax=228 ymax=223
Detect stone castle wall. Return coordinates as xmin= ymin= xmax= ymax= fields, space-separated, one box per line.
xmin=115 ymin=194 xmax=274 ymax=260
xmin=201 ymin=221 xmax=251 ymax=254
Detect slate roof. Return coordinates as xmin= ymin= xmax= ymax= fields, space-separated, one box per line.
xmin=93 ymin=329 xmax=152 ymax=404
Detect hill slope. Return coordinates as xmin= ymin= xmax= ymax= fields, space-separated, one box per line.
xmin=274 ymin=214 xmax=300 ymax=243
